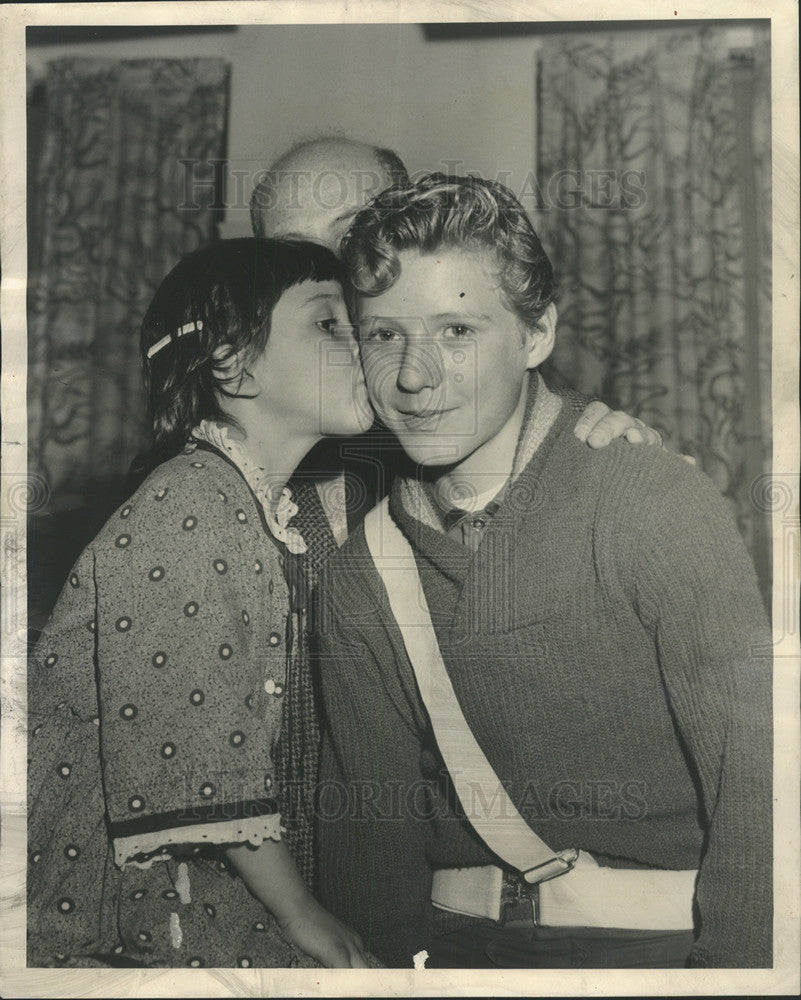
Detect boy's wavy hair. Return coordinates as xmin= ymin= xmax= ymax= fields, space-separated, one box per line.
xmin=134 ymin=237 xmax=341 ymax=478
xmin=342 ymin=173 xmax=556 ymax=330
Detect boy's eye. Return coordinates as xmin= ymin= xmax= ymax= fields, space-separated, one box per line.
xmin=444 ymin=324 xmax=473 ymax=339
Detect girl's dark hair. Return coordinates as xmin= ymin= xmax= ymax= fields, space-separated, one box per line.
xmin=343 ymin=173 xmax=555 ymax=331
xmin=130 ymin=238 xmax=341 ymax=482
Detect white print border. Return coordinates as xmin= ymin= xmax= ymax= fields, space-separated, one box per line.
xmin=1 ymin=2 xmax=798 ymax=998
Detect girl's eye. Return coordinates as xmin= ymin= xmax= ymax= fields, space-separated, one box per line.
xmin=445 ymin=324 xmax=473 ymax=339
xmin=317 ymin=318 xmax=356 ymax=340
xmin=316 ymin=318 xmax=340 ymax=336
xmin=364 ymin=327 xmax=401 ymax=343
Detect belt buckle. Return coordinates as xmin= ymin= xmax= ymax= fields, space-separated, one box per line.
xmin=501 ymin=849 xmax=578 ymax=926
xmin=500 ymin=871 xmax=539 ymax=927
xmin=522 ymin=847 xmax=578 ymax=886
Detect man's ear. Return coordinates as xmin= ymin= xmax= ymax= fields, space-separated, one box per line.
xmin=524 ymin=302 xmax=557 ymax=370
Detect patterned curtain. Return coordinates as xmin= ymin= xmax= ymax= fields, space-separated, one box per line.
xmin=28 ymin=58 xmax=230 ymax=515
xmin=535 ymin=26 xmax=771 ymax=600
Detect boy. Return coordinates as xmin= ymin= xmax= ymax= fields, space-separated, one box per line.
xmin=314 ymin=175 xmax=772 ymax=969
xmin=249 ymin=136 xmax=665 ymax=573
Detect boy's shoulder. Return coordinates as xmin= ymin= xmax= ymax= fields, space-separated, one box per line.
xmin=545 ymin=412 xmax=715 ymax=502
xmin=504 ymin=413 xmax=737 ymax=561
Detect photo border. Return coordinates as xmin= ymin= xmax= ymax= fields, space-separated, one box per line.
xmin=2 ymin=2 xmax=798 ymax=996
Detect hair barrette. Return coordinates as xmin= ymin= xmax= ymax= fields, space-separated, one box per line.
xmin=147 ymin=320 xmax=204 ymax=360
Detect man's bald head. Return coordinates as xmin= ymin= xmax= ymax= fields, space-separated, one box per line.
xmin=250 ymin=137 xmax=408 ymax=253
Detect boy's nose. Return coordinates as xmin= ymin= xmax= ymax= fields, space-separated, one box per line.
xmin=397 ymin=340 xmax=444 ymax=394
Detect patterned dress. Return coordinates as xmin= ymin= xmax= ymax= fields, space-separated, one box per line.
xmin=27 ymin=436 xmax=319 ymax=969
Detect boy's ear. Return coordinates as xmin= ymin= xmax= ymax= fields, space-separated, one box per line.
xmin=524 ymin=302 xmax=557 ymax=370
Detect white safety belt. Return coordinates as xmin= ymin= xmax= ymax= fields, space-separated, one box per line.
xmin=363 ymin=498 xmax=583 ymax=886
xmin=363 ymin=498 xmax=697 ymax=931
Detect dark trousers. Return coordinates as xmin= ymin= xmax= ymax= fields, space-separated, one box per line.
xmin=426 ymin=924 xmax=696 ymax=969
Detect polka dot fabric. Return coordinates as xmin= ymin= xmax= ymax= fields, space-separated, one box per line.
xmin=93 ymin=452 xmax=291 ymax=840
xmin=27 ymin=447 xmax=317 ymax=968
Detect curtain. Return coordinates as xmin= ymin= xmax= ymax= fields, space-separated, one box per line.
xmin=28 ymin=58 xmax=230 ymax=515
xmin=535 ymin=26 xmax=771 ymax=600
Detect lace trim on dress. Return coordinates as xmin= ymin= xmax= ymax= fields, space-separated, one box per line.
xmin=113 ymin=812 xmax=285 ymax=870
xmin=190 ymin=419 xmax=307 ymax=555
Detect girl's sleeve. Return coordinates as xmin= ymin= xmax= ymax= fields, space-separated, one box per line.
xmin=28 ymin=543 xmax=104 ymax=837
xmin=91 ymin=474 xmax=288 ymax=868
xmin=29 ymin=543 xmax=100 ymax=727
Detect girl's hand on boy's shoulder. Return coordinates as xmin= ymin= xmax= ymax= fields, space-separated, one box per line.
xmin=278 ymin=898 xmax=370 ymax=968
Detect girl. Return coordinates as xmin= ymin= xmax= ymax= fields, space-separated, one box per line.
xmin=27 ymin=238 xmax=373 ymax=969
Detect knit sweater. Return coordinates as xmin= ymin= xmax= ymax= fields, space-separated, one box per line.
xmin=314 ymin=379 xmax=772 ymax=969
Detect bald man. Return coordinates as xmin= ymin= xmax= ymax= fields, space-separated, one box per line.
xmin=251 ymin=137 xmax=407 ymax=251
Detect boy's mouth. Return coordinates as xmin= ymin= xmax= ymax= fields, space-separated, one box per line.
xmin=397 ymin=407 xmax=456 ymax=419
xmin=394 ymin=407 xmax=457 ymax=430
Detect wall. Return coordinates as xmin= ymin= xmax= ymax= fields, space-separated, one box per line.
xmin=28 ymin=24 xmax=540 ymax=238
